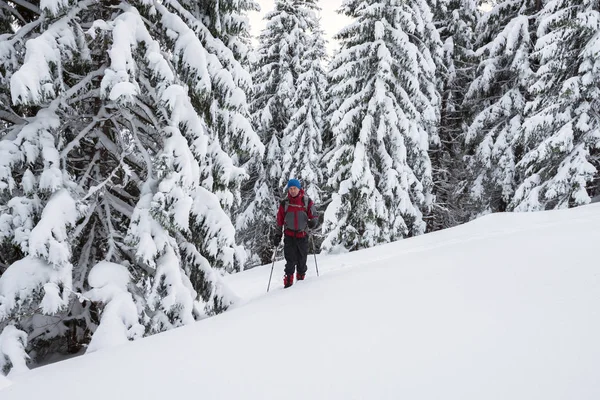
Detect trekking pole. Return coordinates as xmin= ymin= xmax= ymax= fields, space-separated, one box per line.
xmin=267 ymin=241 xmax=281 ymax=293
xmin=310 ymin=235 xmax=319 ymax=277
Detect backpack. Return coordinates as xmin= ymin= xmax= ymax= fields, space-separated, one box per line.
xmin=280 ymin=195 xmax=312 ymax=232
xmin=281 ymin=195 xmax=310 ymax=214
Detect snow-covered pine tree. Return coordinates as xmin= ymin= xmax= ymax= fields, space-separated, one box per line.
xmin=322 ymin=0 xmax=441 ymax=252
xmin=321 ymin=47 xmax=340 ymax=157
xmin=0 ymin=0 xmax=94 ymax=365
xmin=238 ymin=0 xmax=319 ymax=265
xmin=163 ymin=0 xmax=264 ymax=215
xmin=428 ymin=0 xmax=479 ymax=230
xmin=280 ymin=24 xmax=327 ymax=204
xmin=511 ymin=0 xmax=600 ymax=210
xmin=196 ymin=0 xmax=259 ymax=64
xmin=321 ymin=46 xmax=342 ymax=203
xmin=235 ymin=160 xmax=275 ymax=266
xmin=462 ymin=0 xmax=538 ymax=217
xmin=0 ymin=0 xmax=254 ymax=372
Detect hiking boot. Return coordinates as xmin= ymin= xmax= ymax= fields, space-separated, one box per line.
xmin=296 ymin=272 xmax=305 ymax=281
xmin=283 ymin=274 xmax=294 ymax=288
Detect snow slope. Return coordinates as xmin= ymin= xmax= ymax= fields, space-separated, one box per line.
xmin=2 ymin=205 xmax=600 ymax=399
xmin=0 ymin=374 xmax=10 ymax=391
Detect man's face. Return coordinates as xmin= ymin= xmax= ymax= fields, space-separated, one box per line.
xmin=288 ymin=186 xmax=300 ymax=197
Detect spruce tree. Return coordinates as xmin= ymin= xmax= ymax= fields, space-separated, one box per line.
xmin=322 ymin=0 xmax=441 ymax=252
xmin=280 ymin=26 xmax=327 ymax=203
xmin=511 ymin=0 xmax=600 ymax=210
xmin=0 ymin=0 xmax=254 ymax=371
xmin=429 ymin=0 xmax=479 ymax=230
xmin=463 ymin=0 xmax=538 ymax=216
xmin=163 ymin=0 xmax=264 ymax=215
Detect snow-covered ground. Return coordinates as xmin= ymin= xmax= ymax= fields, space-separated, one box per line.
xmin=2 ymin=205 xmax=600 ymax=399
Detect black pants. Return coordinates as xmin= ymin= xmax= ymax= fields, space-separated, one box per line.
xmin=283 ymin=235 xmax=309 ymax=276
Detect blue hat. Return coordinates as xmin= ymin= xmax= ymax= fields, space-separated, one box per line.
xmin=287 ymin=179 xmax=301 ymax=189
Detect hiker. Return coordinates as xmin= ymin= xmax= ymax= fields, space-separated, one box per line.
xmin=272 ymin=178 xmax=319 ymax=288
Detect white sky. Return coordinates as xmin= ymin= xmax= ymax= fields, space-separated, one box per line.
xmin=248 ymin=0 xmax=351 ymax=55
xmin=248 ymin=1 xmax=492 ymax=55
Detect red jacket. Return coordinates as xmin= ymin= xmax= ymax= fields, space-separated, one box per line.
xmin=277 ymin=189 xmax=317 ymax=238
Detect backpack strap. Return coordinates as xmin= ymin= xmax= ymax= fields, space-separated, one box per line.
xmin=281 ymin=198 xmax=289 ymax=213
xmin=281 ymin=196 xmax=310 ymax=214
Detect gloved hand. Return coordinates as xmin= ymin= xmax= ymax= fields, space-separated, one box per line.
xmin=308 ymin=218 xmax=319 ymax=230
xmin=272 ymin=231 xmax=283 ymax=246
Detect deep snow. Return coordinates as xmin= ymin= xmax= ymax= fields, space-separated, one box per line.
xmin=1 ymin=204 xmax=599 ymax=399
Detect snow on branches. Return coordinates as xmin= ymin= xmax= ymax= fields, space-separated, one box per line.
xmin=0 ymin=0 xmax=256 ymax=372
xmin=322 ymin=0 xmax=440 ymax=251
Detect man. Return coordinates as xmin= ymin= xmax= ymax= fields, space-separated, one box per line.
xmin=273 ymin=179 xmax=318 ymax=288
